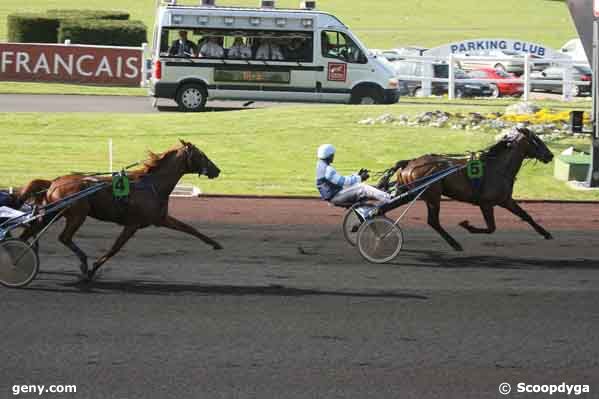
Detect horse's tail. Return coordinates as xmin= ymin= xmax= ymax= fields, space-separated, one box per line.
xmin=18 ymin=179 xmax=52 ymax=206
xmin=376 ymin=160 xmax=410 ymax=190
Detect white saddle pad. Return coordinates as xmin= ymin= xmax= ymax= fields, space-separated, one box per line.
xmin=0 ymin=206 xmax=25 ymax=219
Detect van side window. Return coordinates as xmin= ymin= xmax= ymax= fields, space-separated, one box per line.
xmin=159 ymin=28 xmax=314 ymax=63
xmin=321 ymin=31 xmax=366 ymax=64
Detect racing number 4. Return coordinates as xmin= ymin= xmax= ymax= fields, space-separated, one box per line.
xmin=112 ymin=173 xmax=130 ymax=198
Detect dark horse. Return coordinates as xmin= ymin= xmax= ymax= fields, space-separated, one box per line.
xmin=19 ymin=140 xmax=222 ymax=281
xmin=376 ymin=127 xmax=554 ymax=251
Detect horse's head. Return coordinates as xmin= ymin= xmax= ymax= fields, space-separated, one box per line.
xmin=179 ymin=140 xmax=221 ymax=179
xmin=506 ymin=127 xmax=554 ymax=164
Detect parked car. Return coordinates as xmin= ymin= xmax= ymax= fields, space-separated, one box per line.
xmin=467 ymin=67 xmax=523 ymax=97
xmin=372 ymin=46 xmax=429 ymax=62
xmin=531 ymin=65 xmax=592 ymax=97
xmin=458 ymin=50 xmax=549 ymax=75
xmin=394 ymin=61 xmax=494 ymax=98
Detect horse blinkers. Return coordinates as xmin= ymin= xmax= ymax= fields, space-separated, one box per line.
xmin=518 ymin=129 xmax=554 ymax=164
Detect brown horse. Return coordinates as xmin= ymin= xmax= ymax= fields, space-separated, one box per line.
xmin=19 ymin=140 xmax=222 ymax=281
xmin=376 ymin=127 xmax=554 ymax=251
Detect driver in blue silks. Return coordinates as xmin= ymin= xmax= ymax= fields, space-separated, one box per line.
xmin=315 ymin=144 xmax=390 ymax=205
xmin=0 ymin=191 xmax=17 ymax=208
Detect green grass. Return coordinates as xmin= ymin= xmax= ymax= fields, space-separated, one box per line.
xmin=0 ymin=0 xmax=579 ymax=95
xmin=1 ymin=102 xmax=597 ymax=201
xmin=0 ymin=82 xmax=147 ymax=96
xmin=0 ymin=0 xmax=578 ymax=49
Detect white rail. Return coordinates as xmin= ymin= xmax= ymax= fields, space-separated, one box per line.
xmin=390 ymin=53 xmax=590 ymax=102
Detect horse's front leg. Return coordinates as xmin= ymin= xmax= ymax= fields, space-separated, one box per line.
xmin=459 ymin=205 xmax=497 ymax=234
xmin=159 ymin=215 xmax=223 ymax=250
xmin=89 ymin=225 xmax=138 ymax=280
xmin=501 ymin=199 xmax=553 ymax=240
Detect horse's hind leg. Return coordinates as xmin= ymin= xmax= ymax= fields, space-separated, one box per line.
xmin=425 ymin=196 xmax=463 ymax=251
xmin=501 ymin=199 xmax=553 ymax=240
xmin=58 ymin=205 xmax=90 ymax=276
xmin=459 ymin=205 xmax=497 ymax=234
xmin=89 ymin=225 xmax=138 ymax=280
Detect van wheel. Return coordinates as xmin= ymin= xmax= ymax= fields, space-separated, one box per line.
xmin=350 ymin=86 xmax=383 ymax=105
xmin=176 ymin=83 xmax=207 ymax=112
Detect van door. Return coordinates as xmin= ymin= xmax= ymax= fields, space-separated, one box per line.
xmin=316 ymin=30 xmax=371 ymax=103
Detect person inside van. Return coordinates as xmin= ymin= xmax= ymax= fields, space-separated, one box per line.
xmin=228 ymin=37 xmax=252 ymax=60
xmin=168 ymin=30 xmax=197 ymax=57
xmin=284 ymin=38 xmax=313 ymax=62
xmin=321 ymin=33 xmax=336 ymax=58
xmin=255 ymin=39 xmax=284 ymax=61
xmin=198 ymin=37 xmax=224 ymax=58
xmin=315 ymin=144 xmax=390 ymax=206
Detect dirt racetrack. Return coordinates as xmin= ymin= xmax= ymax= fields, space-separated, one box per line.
xmin=2 ymin=197 xmax=599 ymax=399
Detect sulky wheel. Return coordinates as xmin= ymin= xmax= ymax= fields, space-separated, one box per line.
xmin=342 ymin=204 xmax=375 ymax=247
xmin=0 ymin=239 xmax=39 ymax=288
xmin=357 ymin=217 xmax=404 ymax=264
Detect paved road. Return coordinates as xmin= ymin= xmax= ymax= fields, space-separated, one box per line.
xmin=0 ymin=94 xmax=296 ymax=113
xmin=1 ymin=199 xmax=598 ymax=398
xmin=0 ymin=93 xmax=579 ymax=114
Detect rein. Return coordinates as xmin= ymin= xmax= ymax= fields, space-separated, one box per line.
xmin=26 ymin=159 xmax=149 ymax=199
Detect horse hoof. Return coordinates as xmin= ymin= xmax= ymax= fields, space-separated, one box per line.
xmin=454 ymin=244 xmax=464 ymax=252
xmin=86 ymin=271 xmax=96 ymax=282
xmin=544 ymin=233 xmax=554 ymax=240
xmin=213 ymin=244 xmax=223 ymax=250
xmin=79 ymin=263 xmax=89 ymax=276
xmin=458 ymin=221 xmax=470 ymax=229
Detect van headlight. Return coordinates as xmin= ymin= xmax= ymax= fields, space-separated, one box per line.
xmin=388 ymin=78 xmax=400 ymax=89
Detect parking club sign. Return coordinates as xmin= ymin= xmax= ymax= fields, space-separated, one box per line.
xmin=426 ymin=38 xmax=565 ymax=59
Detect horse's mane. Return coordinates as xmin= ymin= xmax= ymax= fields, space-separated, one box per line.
xmin=482 ymin=139 xmax=510 ymax=159
xmin=130 ymin=144 xmax=184 ymax=178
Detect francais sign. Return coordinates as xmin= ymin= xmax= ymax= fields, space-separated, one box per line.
xmin=0 ymin=43 xmax=143 ymax=86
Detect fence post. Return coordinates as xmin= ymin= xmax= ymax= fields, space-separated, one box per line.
xmin=109 ymin=139 xmax=113 ymax=174
xmin=140 ymin=42 xmax=149 ymax=88
xmin=448 ymin=53 xmax=455 ymax=100
xmin=562 ymin=63 xmax=573 ymax=102
xmin=422 ymin=58 xmax=432 ymax=97
xmin=523 ymin=54 xmax=530 ymax=102
xmin=64 ymin=39 xmax=71 ymax=46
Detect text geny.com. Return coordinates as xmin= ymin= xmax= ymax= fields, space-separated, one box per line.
xmin=12 ymin=384 xmax=76 ymax=396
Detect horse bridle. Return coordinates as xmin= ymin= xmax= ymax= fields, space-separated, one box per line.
xmin=183 ymin=144 xmax=210 ymax=175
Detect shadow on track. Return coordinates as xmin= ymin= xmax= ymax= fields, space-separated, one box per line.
xmin=397 ymin=250 xmax=597 ymax=269
xmin=27 ymin=276 xmax=429 ymax=300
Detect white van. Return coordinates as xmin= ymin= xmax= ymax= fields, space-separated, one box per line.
xmin=150 ymin=0 xmax=400 ymax=111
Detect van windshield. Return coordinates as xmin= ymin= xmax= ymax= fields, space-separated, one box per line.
xmin=321 ymin=31 xmax=366 ymax=64
xmin=159 ymin=28 xmax=314 ymax=63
